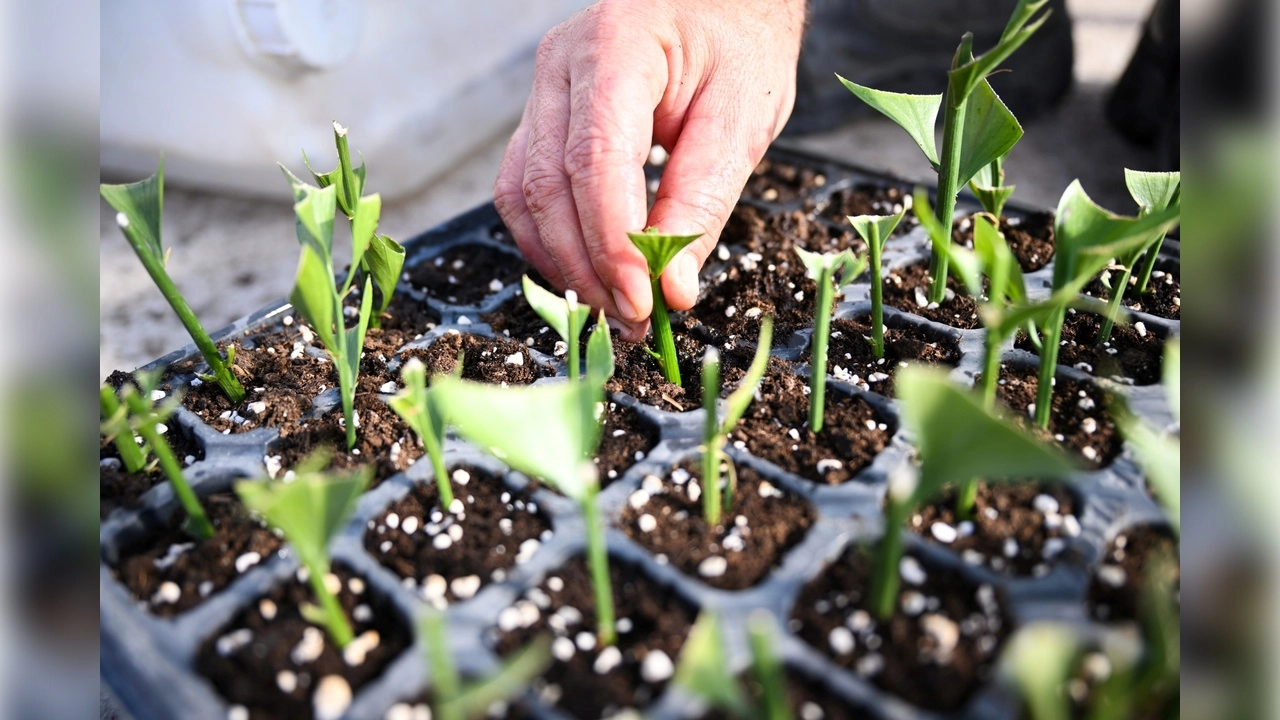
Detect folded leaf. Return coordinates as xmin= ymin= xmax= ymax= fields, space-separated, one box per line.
xmin=948 ymin=5 xmax=1053 ymax=100
xmin=722 ymin=317 xmax=773 ymax=432
xmin=365 ymin=233 xmax=406 ymax=316
xmin=290 ymin=245 xmax=338 ymax=349
xmin=627 ymin=227 xmax=702 ymax=277
xmin=836 ymin=76 xmax=941 ymax=166
xmin=522 ymin=275 xmax=590 ymax=344
xmin=100 ymin=158 xmax=165 ymax=262
xmin=586 ymin=309 xmax=615 ymax=385
xmin=349 ymin=193 xmax=382 ymax=271
xmin=1052 ymin=180 xmax=1181 ymax=290
xmin=1124 ymin=169 xmax=1180 ymax=213
xmin=957 ymin=80 xmax=1023 ymax=190
xmin=973 ymin=214 xmax=1026 ymax=303
xmin=846 ymin=207 xmax=907 ymax=253
xmin=284 ymin=173 xmax=337 ymax=264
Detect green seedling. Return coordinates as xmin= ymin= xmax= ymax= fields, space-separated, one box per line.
xmin=101 ymin=162 xmax=246 ymax=403
xmin=522 ymin=275 xmax=591 ymax=380
xmin=846 ymin=208 xmax=908 ymax=358
xmin=880 ymin=367 xmax=1075 ymax=619
xmin=235 ymin=452 xmax=371 ymax=647
xmin=303 ymin=123 xmax=406 ymax=326
xmin=674 ymin=611 xmax=791 ymax=720
xmin=421 ymin=610 xmax=552 ymax=720
xmin=838 ymin=0 xmax=1050 ymax=303
xmin=102 ymin=372 xmax=214 ymax=539
xmin=627 ymin=227 xmax=703 ymax=385
xmin=431 ymin=312 xmax=619 ymax=645
xmin=701 ymin=317 xmax=774 ymax=526
xmin=387 ymin=357 xmax=454 ymax=507
xmin=794 ymin=248 xmax=868 ymax=432
xmin=1096 ymin=170 xmax=1181 ymax=342
xmin=969 ymin=153 xmax=1017 ymax=219
xmin=1114 ymin=341 xmax=1179 ymax=535
xmin=1000 ymin=623 xmax=1080 ymax=720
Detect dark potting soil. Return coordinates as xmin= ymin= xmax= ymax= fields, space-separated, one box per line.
xmin=988 ymin=364 xmax=1120 ymax=470
xmin=491 ymin=555 xmax=697 ymax=719
xmin=195 ymin=564 xmax=411 ymax=720
xmin=744 ymin=158 xmax=826 ymax=204
xmin=481 ymin=295 xmax=562 ymax=356
xmin=1087 ymin=525 xmax=1180 ymax=624
xmin=727 ymin=360 xmax=894 ymax=485
xmin=819 ymin=184 xmax=918 ymax=236
xmin=605 ymin=328 xmax=710 ymax=413
xmin=822 ymin=316 xmax=963 ymax=398
xmin=412 ymin=331 xmax=555 ymax=386
xmin=881 ymin=261 xmax=981 ymax=330
xmin=1014 ymin=310 xmax=1166 ymax=386
xmin=596 ymin=403 xmax=660 ymax=487
xmin=111 ymin=493 xmax=283 ymax=617
xmin=723 ymin=204 xmax=863 ymax=257
xmin=953 ymin=211 xmax=1056 ymax=272
xmin=618 ymin=460 xmax=816 ymax=590
xmin=911 ymin=483 xmax=1079 ymax=577
xmin=100 ymin=420 xmax=205 ymax=519
xmin=1082 ymin=266 xmax=1181 ymax=320
xmin=407 ymin=243 xmax=529 ymax=306
xmin=364 ymin=292 xmax=443 ymax=348
xmin=364 ymin=464 xmax=551 ymax=604
xmin=792 ymin=548 xmax=1008 ymax=713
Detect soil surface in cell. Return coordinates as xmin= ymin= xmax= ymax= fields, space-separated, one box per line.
xmin=412 ymin=331 xmax=555 ymax=386
xmin=792 ymin=548 xmax=1008 ymax=713
xmin=1087 ymin=525 xmax=1180 ymax=624
xmin=880 ymin=261 xmax=981 ymax=330
xmin=744 ymin=158 xmax=827 ymax=204
xmin=953 ymin=211 xmax=1056 ymax=272
xmin=492 ymin=556 xmax=697 ymax=719
xmin=726 ymin=360 xmax=894 ymax=485
xmin=481 ymin=291 xmax=565 ymax=357
xmin=911 ymin=483 xmax=1080 ymax=576
xmin=596 ymin=404 xmax=660 ymax=487
xmin=820 ymin=184 xmax=918 ymax=236
xmin=407 ymin=243 xmax=529 ymax=306
xmin=619 ymin=461 xmax=815 ymax=590
xmin=822 ymin=315 xmax=963 ymax=398
xmin=605 ymin=326 xmax=713 ymax=413
xmin=111 ymin=493 xmax=283 ymax=617
xmin=986 ymin=364 xmax=1120 ymax=469
xmin=196 ymin=565 xmax=411 ymax=720
xmin=1082 ymin=265 xmax=1180 ymax=320
xmin=1016 ymin=311 xmax=1166 ymax=386
xmin=99 ymin=419 xmax=205 ymax=519
xmin=363 ymin=292 xmax=443 ymax=348
xmin=365 ymin=464 xmax=550 ymax=603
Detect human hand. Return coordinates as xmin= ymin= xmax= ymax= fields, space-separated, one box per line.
xmin=494 ymin=0 xmax=806 ymax=341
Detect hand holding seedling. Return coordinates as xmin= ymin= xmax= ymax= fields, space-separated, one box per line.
xmin=493 ymin=0 xmax=806 ymax=340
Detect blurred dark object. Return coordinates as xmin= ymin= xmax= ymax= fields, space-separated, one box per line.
xmin=1106 ymin=0 xmax=1178 ymax=170
xmin=786 ymin=0 xmax=1074 ymax=136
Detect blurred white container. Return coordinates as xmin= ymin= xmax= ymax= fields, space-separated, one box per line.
xmin=101 ymin=0 xmax=590 ymax=199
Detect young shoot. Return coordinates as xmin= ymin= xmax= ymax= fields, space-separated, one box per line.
xmin=968 ymin=153 xmax=1017 ymax=219
xmin=701 ymin=318 xmax=774 ymax=526
xmin=673 ymin=610 xmax=791 ymax=720
xmin=102 ymin=372 xmax=214 ymax=539
xmin=431 ymin=313 xmax=620 ymax=645
xmin=879 ymin=367 xmax=1075 ymax=620
xmin=522 ymin=275 xmax=591 ymax=379
xmin=794 ymin=247 xmax=867 ymax=432
xmin=235 ymin=452 xmax=372 ymax=648
xmin=999 ymin=623 xmax=1082 ymax=720
xmin=1097 ymin=169 xmax=1181 ymax=342
xmin=627 ymin=227 xmax=703 ymax=385
xmin=387 ymin=357 xmax=453 ymax=507
xmin=846 ymin=208 xmax=908 ymax=358
xmin=421 ymin=610 xmax=552 ymax=720
xmin=101 ymin=162 xmax=245 ymax=403
xmin=838 ymin=0 xmax=1050 ymax=303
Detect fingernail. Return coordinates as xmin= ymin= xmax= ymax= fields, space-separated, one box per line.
xmin=612 ymin=288 xmax=640 ymax=323
xmin=675 ymin=251 xmax=699 ymax=293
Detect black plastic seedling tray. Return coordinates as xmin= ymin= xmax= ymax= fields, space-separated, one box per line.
xmin=101 ymin=146 xmax=1179 ymax=720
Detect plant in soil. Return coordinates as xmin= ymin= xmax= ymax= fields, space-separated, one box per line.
xmin=701 ymin=317 xmax=773 ymax=525
xmin=235 ymin=452 xmax=372 ymax=647
xmin=1096 ymin=170 xmax=1181 ymax=342
xmin=100 ymin=161 xmax=246 ymax=403
xmin=845 ymin=207 xmax=907 ymax=359
xmin=838 ymin=0 xmax=1049 ymax=303
xmin=521 ymin=274 xmax=590 ymax=379
xmin=420 ymin=609 xmax=552 ymax=720
xmin=674 ymin=611 xmax=791 ymax=720
xmin=387 ymin=357 xmax=454 ymax=506
xmin=432 ymin=313 xmax=621 ymax=644
xmin=968 ymin=153 xmax=1016 ymax=219
xmin=793 ymin=247 xmax=866 ymax=432
xmin=627 ymin=226 xmax=703 ymax=385
xmin=101 ymin=371 xmax=214 ymax=538
xmin=877 ymin=367 xmax=1074 ymax=619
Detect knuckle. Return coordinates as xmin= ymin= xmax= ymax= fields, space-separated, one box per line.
xmin=562 ymin=131 xmax=631 ymax=185
xmin=521 ymin=166 xmax=567 ymax=216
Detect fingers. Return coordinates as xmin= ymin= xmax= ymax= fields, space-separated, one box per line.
xmin=494 ymin=119 xmax=565 ymax=290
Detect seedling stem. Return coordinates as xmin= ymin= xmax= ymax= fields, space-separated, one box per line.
xmin=627 ymin=227 xmax=702 ymax=386
xmin=100 ymin=385 xmax=147 ymax=473
xmin=121 ymin=384 xmax=214 ymax=539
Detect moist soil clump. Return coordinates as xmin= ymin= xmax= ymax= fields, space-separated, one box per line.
xmin=100 ymin=422 xmax=205 ymax=519
xmin=1082 ymin=266 xmax=1180 ymax=320
xmin=792 ymin=548 xmax=1008 ymax=713
xmin=727 ymin=360 xmax=894 ymax=485
xmin=881 ymin=261 xmax=981 ymax=330
xmin=953 ymin=211 xmax=1056 ymax=272
xmin=619 ymin=461 xmax=816 ymax=590
xmin=744 ymin=158 xmax=826 ymax=204
xmin=911 ymin=484 xmax=1080 ymax=576
xmin=596 ymin=404 xmax=660 ymax=487
xmin=195 ymin=564 xmax=411 ymax=720
xmin=491 ymin=555 xmax=697 ymax=718
xmin=820 ymin=184 xmax=917 ymax=235
xmin=111 ymin=493 xmax=283 ymax=617
xmin=822 ymin=316 xmax=963 ymax=398
xmin=413 ymin=331 xmax=555 ymax=385
xmin=1015 ymin=310 xmax=1165 ymax=385
xmin=1087 ymin=525 xmax=1180 ymax=623
xmin=364 ymin=464 xmax=550 ymax=603
xmin=407 ymin=243 xmax=528 ymax=306
xmin=987 ymin=364 xmax=1120 ymax=469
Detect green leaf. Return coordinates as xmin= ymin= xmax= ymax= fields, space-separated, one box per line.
xmin=673 ymin=612 xmax=750 ymax=717
xmin=344 ymin=276 xmax=376 ymax=385
xmin=284 ymin=172 xmax=337 ymax=263
xmin=973 ymin=214 xmax=1026 ymax=303
xmin=896 ymin=367 xmax=1076 ymax=503
xmin=1124 ymin=169 xmax=1180 ymax=213
xmin=794 ymin=247 xmax=866 ymax=287
xmin=627 ymin=227 xmax=702 ymax=277
xmin=443 ymin=636 xmax=553 ymax=720
xmin=421 ymin=610 xmax=462 ymax=709
xmin=956 ymin=80 xmax=1024 ymax=190
xmin=722 ymin=317 xmax=773 ymax=432
xmin=388 ymin=358 xmax=446 ymax=450
xmin=1000 ymin=0 xmax=1051 ymax=42
xmin=948 ymin=4 xmax=1053 ymax=100
xmin=847 ymin=208 xmax=907 ymax=254
xmin=586 ymin=309 xmax=615 ymax=385
xmin=969 ymin=182 xmax=1017 ymax=218
xmin=100 ymin=158 xmax=165 ymax=262
xmin=349 ymin=193 xmax=382 ymax=271
xmin=836 ymin=76 xmax=941 ymax=165
xmin=522 ymin=275 xmax=590 ymax=345
xmin=333 ymin=122 xmax=363 ymax=217
xmin=290 ymin=245 xmax=338 ymax=349
xmin=1164 ymin=340 xmax=1179 ymax=423
xmin=1000 ymin=623 xmax=1079 ymax=720
xmin=913 ymin=187 xmax=984 ymax=296
xmin=747 ymin=613 xmax=792 ymax=720
xmin=365 ymin=233 xmax=406 ymax=316
xmin=1052 ymin=181 xmax=1181 ymax=290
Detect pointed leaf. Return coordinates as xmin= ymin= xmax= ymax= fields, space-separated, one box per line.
xmin=284 ymin=173 xmax=337 ymax=263
xmin=290 ymin=245 xmax=338 ymax=349
xmin=836 ymin=76 xmax=941 ymax=165
xmin=968 ymin=182 xmax=1017 ymax=217
xmin=388 ymin=358 xmax=445 ymax=449
xmin=723 ymin=317 xmax=773 ymax=432
xmin=957 ymin=80 xmax=1024 ymax=190
xmin=847 ymin=208 xmax=907 ymax=253
xmin=522 ymin=275 xmax=589 ymax=344
xmin=1124 ymin=169 xmax=1180 ymax=213
xmin=896 ymin=367 xmax=1076 ymax=502
xmin=332 ymin=122 xmax=363 ymax=217
xmin=627 ymin=227 xmax=702 ymax=277
xmin=365 ymin=233 xmax=406 ymax=316
xmin=100 ymin=159 xmax=165 ymax=262
xmin=949 ymin=5 xmax=1052 ymax=100
xmin=973 ymin=214 xmax=1026 ymax=303
xmin=1052 ymin=181 xmax=1181 ymax=289
xmin=344 ymin=276 xmax=375 ymax=383
xmin=673 ymin=613 xmax=750 ymax=716
xmin=1000 ymin=0 xmax=1051 ymax=42
xmin=349 ymin=193 xmax=382 ymax=270
xmin=834 ymin=253 xmax=869 ymax=288
xmin=235 ymin=461 xmax=371 ymax=571
xmin=586 ymin=309 xmax=615 ymax=385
